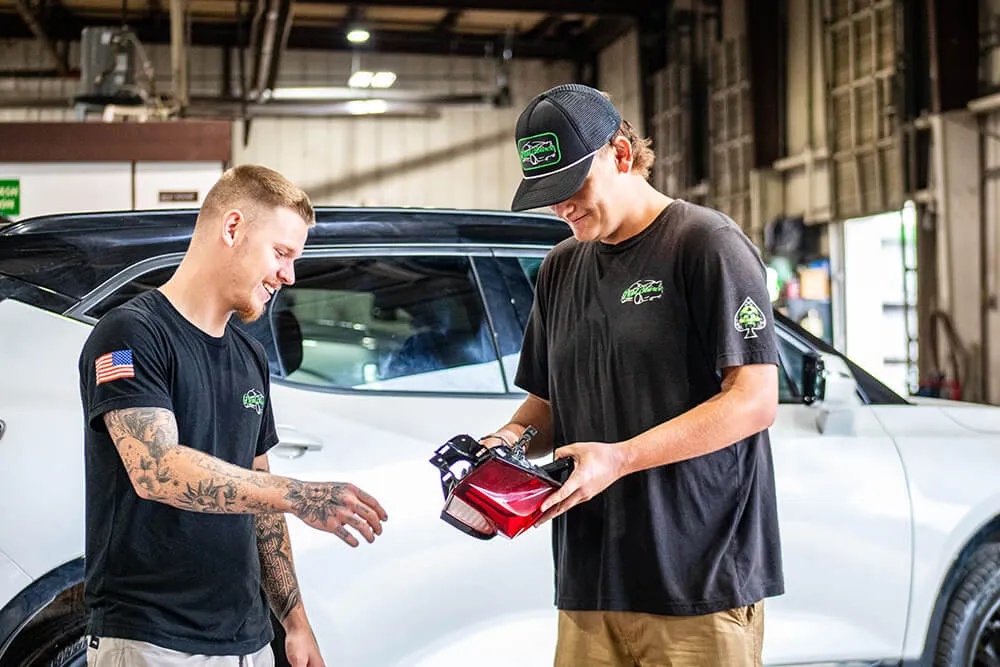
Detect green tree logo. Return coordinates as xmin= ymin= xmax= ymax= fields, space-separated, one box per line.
xmin=734 ymin=297 xmax=766 ymax=339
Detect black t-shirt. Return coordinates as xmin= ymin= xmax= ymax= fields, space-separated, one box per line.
xmin=78 ymin=289 xmax=279 ymax=655
xmin=515 ymin=200 xmax=784 ymax=616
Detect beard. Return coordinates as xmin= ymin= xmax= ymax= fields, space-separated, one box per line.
xmin=235 ymin=296 xmax=265 ymax=323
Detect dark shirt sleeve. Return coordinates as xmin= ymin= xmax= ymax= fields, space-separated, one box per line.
xmin=684 ymin=222 xmax=780 ymax=370
xmin=79 ymin=308 xmax=173 ymax=431
xmin=514 ymin=255 xmax=553 ymax=400
xmin=254 ymin=345 xmax=280 ymax=457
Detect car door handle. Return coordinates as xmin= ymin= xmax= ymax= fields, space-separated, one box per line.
xmin=273 ymin=426 xmax=324 ymax=458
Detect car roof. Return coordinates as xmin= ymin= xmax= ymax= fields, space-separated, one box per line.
xmin=0 ymin=207 xmax=570 ymax=299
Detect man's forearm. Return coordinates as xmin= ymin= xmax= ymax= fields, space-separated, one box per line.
xmin=134 ymin=441 xmax=293 ymax=513
xmin=619 ymin=365 xmax=777 ymax=475
xmin=105 ymin=407 xmax=335 ymax=517
xmin=256 ymin=511 xmax=303 ymax=621
xmin=253 ymin=456 xmax=303 ymax=623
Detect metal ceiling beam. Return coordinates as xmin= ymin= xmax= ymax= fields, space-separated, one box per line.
xmin=266 ymin=0 xmax=294 ymax=93
xmin=433 ymin=8 xmax=461 ymax=33
xmin=13 ymin=0 xmax=69 ymax=75
xmin=522 ymin=13 xmax=561 ymax=42
xmin=580 ymin=16 xmax=636 ymax=54
xmin=170 ymin=0 xmax=188 ymax=108
xmin=296 ymin=0 xmax=643 ymax=17
xmin=251 ymin=0 xmax=293 ymax=99
xmin=0 ymin=15 xmax=583 ymax=59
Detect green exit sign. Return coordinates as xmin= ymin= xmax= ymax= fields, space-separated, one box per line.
xmin=0 ymin=180 xmax=19 ymax=216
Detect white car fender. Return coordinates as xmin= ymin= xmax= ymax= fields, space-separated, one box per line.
xmin=873 ymin=403 xmax=1000 ymax=658
xmin=0 ymin=300 xmax=90 ymax=584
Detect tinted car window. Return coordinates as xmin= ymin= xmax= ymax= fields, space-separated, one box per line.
xmin=85 ymin=263 xmax=284 ymax=373
xmin=272 ymin=255 xmax=505 ymax=394
xmin=517 ymin=257 xmax=543 ymax=290
xmin=777 ymin=333 xmax=805 ymax=403
xmin=87 ymin=266 xmax=177 ymax=319
xmin=489 ymin=256 xmax=550 ymax=390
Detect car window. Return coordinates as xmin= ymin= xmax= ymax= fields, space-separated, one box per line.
xmin=272 ymin=255 xmax=505 ymax=394
xmin=777 ymin=333 xmax=805 ymax=403
xmin=489 ymin=255 xmax=550 ymax=389
xmin=86 ymin=263 xmax=286 ymax=374
xmin=87 ymin=265 xmax=176 ymax=319
xmin=518 ymin=257 xmax=543 ymax=289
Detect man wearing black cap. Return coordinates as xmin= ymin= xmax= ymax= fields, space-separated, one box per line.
xmin=482 ymin=83 xmax=783 ymax=665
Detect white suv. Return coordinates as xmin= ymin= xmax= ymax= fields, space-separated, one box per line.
xmin=2 ymin=208 xmax=1000 ymax=667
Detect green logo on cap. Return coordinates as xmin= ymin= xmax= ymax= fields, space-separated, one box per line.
xmin=518 ymin=132 xmax=561 ymax=171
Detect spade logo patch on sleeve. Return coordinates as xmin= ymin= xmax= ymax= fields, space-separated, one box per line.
xmin=734 ymin=297 xmax=766 ymax=339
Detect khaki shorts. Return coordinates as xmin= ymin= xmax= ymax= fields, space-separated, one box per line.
xmin=86 ymin=636 xmax=275 ymax=667
xmin=554 ymin=601 xmax=764 ymax=667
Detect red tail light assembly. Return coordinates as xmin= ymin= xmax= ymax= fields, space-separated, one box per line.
xmin=430 ymin=428 xmax=574 ymax=540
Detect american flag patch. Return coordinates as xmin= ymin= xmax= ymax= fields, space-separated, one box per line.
xmin=95 ymin=350 xmax=135 ymax=385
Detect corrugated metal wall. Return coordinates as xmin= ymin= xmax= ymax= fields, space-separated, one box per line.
xmin=0 ymin=39 xmax=80 ymax=122
xmin=979 ymin=0 xmax=1000 ymax=402
xmin=597 ymin=30 xmax=643 ymax=132
xmin=707 ymin=32 xmax=752 ymax=235
xmin=232 ymin=48 xmax=576 ymax=208
xmin=823 ymin=0 xmax=901 ymax=220
xmin=1 ymin=35 xmax=622 ymax=210
xmin=0 ymin=38 xmax=227 ymax=120
xmin=779 ymin=0 xmax=831 ymax=223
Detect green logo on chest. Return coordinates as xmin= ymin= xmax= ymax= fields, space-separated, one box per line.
xmin=243 ymin=388 xmax=265 ymax=415
xmin=621 ymin=280 xmax=664 ymax=305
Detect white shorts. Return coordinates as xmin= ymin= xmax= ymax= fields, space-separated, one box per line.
xmin=86 ymin=636 xmax=275 ymax=667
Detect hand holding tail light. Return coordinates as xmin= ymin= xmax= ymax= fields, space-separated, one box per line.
xmin=429 ymin=427 xmax=574 ymax=540
xmin=534 ymin=441 xmax=627 ymax=526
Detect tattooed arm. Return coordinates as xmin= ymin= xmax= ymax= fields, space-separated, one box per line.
xmin=253 ymin=454 xmax=323 ymax=667
xmin=253 ymin=454 xmax=302 ymax=621
xmin=254 ymin=456 xmax=325 ymax=666
xmin=103 ymin=407 xmax=388 ymax=546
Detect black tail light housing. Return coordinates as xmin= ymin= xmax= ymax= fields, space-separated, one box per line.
xmin=429 ymin=428 xmax=574 ymax=540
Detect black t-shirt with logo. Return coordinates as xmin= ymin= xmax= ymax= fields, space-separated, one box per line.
xmin=78 ymin=289 xmax=279 ymax=655
xmin=515 ymin=200 xmax=784 ymax=616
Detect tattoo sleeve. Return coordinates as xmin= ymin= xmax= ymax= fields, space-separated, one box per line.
xmin=104 ymin=407 xmax=361 ymax=543
xmin=253 ymin=456 xmax=302 ymax=622
xmin=104 ymin=407 xmax=288 ymax=515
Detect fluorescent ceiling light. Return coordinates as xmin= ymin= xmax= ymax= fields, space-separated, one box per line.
xmin=347 ymin=28 xmax=370 ymax=43
xmin=348 ymin=70 xmax=374 ymax=88
xmin=347 ymin=99 xmax=388 ymax=115
xmin=347 ymin=70 xmax=396 ymax=89
xmin=371 ymin=71 xmax=397 ymax=88
xmin=270 ymin=87 xmax=344 ymax=100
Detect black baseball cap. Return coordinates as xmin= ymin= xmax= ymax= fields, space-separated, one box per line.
xmin=510 ymin=83 xmax=622 ymax=212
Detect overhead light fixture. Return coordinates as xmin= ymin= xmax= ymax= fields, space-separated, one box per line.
xmin=370 ymin=71 xmax=397 ymax=88
xmin=270 ymin=87 xmax=344 ymax=100
xmin=348 ymin=70 xmax=374 ymax=88
xmin=347 ymin=99 xmax=388 ymax=115
xmin=347 ymin=28 xmax=370 ymax=43
xmin=347 ymin=70 xmax=396 ymax=89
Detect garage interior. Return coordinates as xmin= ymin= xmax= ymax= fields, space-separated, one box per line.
xmin=0 ymin=0 xmax=995 ymax=405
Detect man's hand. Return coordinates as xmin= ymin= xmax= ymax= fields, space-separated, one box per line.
xmin=535 ymin=441 xmax=628 ymax=525
xmin=286 ymin=481 xmax=388 ymax=547
xmin=285 ymin=625 xmax=325 ymax=667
